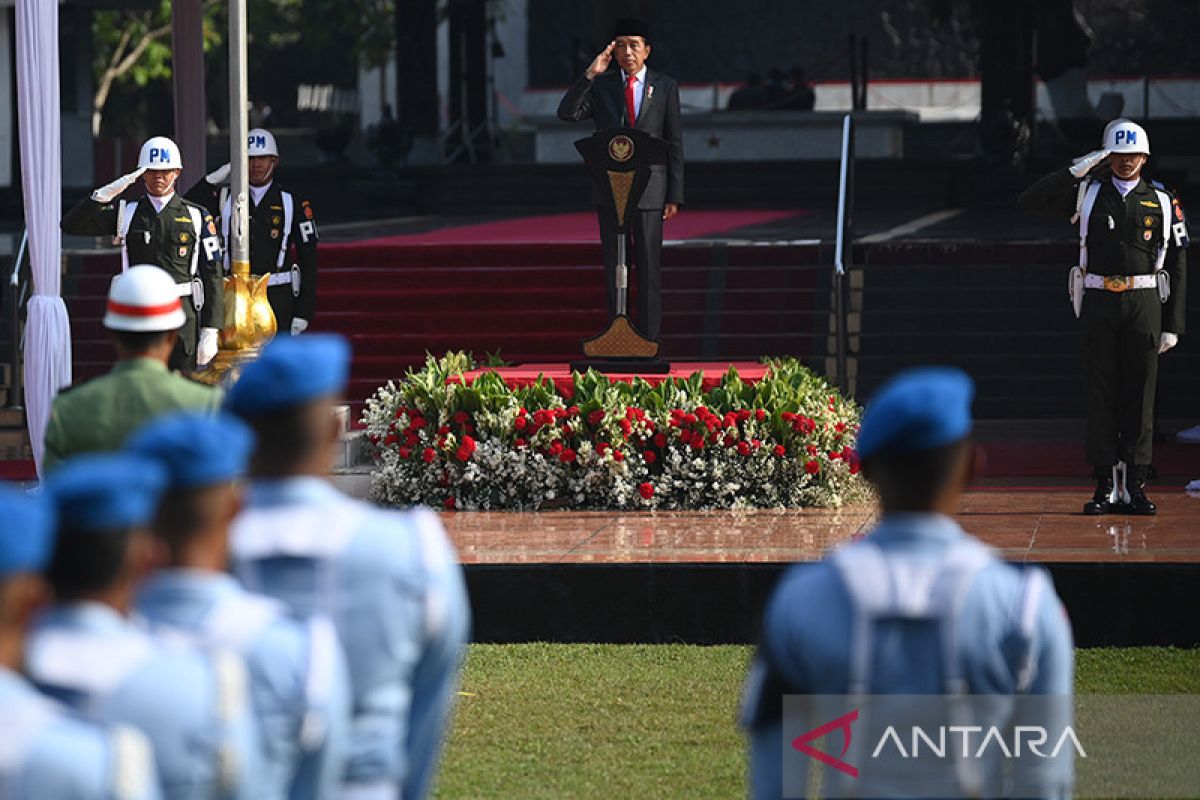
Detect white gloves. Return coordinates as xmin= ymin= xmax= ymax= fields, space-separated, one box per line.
xmin=290 ymin=318 xmax=309 ymax=336
xmin=196 ymin=327 xmax=220 ymax=366
xmin=91 ymin=167 xmax=147 ymax=203
xmin=1069 ymin=149 xmax=1111 ymax=178
xmin=205 ymin=163 xmax=231 ymax=185
xmin=1159 ymin=332 xmax=1179 ymax=354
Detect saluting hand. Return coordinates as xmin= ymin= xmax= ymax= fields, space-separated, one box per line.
xmin=586 ymin=42 xmax=615 ymax=79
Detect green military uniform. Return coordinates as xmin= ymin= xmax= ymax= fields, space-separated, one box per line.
xmin=62 ymin=193 xmax=224 ymax=372
xmin=43 ymin=358 xmax=221 ymax=473
xmin=185 ymin=180 xmax=319 ymax=331
xmin=1018 ymin=167 xmax=1188 ymax=474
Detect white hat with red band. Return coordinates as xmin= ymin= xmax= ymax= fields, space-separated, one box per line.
xmin=104 ymin=265 xmax=187 ymax=332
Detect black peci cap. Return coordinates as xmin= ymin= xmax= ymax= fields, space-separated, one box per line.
xmin=613 ymin=17 xmax=650 ymax=42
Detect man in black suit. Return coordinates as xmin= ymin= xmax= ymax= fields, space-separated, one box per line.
xmin=557 ymin=18 xmax=684 ymax=341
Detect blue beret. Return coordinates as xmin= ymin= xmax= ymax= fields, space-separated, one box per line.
xmin=225 ymin=334 xmax=350 ymax=416
xmin=0 ymin=485 xmax=56 ymax=577
xmin=45 ymin=454 xmax=167 ymax=531
xmin=856 ymin=367 xmax=974 ymax=459
xmin=126 ymin=411 xmax=255 ymax=488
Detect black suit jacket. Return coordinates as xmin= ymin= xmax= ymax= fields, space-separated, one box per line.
xmin=557 ymin=68 xmax=684 ymax=210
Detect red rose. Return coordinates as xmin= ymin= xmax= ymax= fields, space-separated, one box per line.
xmin=514 ymin=416 xmax=528 ymax=430
xmin=805 ymin=460 xmax=820 ymax=475
xmin=679 ymin=430 xmax=692 ymax=446
xmin=683 ymin=413 xmax=697 ymax=425
xmin=773 ymin=445 xmax=786 ymax=457
xmin=443 ymin=496 xmax=456 ymax=510
xmin=404 ymin=431 xmax=419 ymax=447
xmin=464 ymin=423 xmax=475 ymax=434
xmin=619 ymin=419 xmax=632 ymax=436
xmin=723 ymin=435 xmax=736 ymax=447
xmin=453 ymin=411 xmax=469 ymax=424
xmin=456 ymin=447 xmax=471 ymax=462
xmin=422 ymin=448 xmax=436 ymax=463
xmin=461 ymin=435 xmax=476 ymax=452
xmin=394 ymin=407 xmax=406 ymax=419
xmin=639 ymin=482 xmax=654 ymax=500
xmin=828 ymin=450 xmax=842 ymax=460
xmin=755 ymin=408 xmax=767 ymax=421
xmin=835 ymin=422 xmax=847 ymax=433
xmin=437 ymin=425 xmax=450 ymax=435
xmin=550 ymin=441 xmax=564 ymax=456
xmin=518 ymin=407 xmax=528 ymax=417
xmin=612 ymin=450 xmax=625 ymax=462
xmin=554 ymin=408 xmax=568 ymax=420
xmin=781 ymin=412 xmax=795 ymax=422
xmin=587 ymin=409 xmax=605 ymax=426
xmin=737 ymin=441 xmax=751 ymax=456
xmin=850 ymin=461 xmax=861 ymax=475
xmin=691 ymin=437 xmax=705 ymax=451
xmin=560 ymin=448 xmax=577 ymax=463
xmin=695 ymin=406 xmax=709 ymax=416
xmin=514 ymin=438 xmax=528 ymax=448
xmin=643 ymin=450 xmax=657 ymax=464
xmin=409 ymin=416 xmax=427 ymax=430
xmin=751 ymin=439 xmax=762 ymax=449
xmin=566 ymin=405 xmax=580 ymax=417
xmin=383 ymin=433 xmax=398 ymax=446
xmin=398 ymin=446 xmax=411 ymax=459
xmin=596 ymin=442 xmax=611 ymax=455
xmin=738 ymin=409 xmax=752 ymax=423
xmin=653 ymin=433 xmax=667 ymax=449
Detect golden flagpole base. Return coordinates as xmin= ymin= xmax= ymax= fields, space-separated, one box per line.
xmin=191 ymin=260 xmax=277 ymax=387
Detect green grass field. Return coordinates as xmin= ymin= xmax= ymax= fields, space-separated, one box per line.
xmin=432 ymin=645 xmax=1200 ymax=799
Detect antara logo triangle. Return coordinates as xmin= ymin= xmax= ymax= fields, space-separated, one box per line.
xmin=791 ymin=709 xmax=860 ymax=778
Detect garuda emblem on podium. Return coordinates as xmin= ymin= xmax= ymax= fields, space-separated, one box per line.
xmin=608 ymin=135 xmax=634 ymax=163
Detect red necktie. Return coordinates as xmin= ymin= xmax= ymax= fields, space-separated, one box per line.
xmin=625 ymin=73 xmax=637 ymax=126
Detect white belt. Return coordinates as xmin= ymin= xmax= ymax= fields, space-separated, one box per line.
xmin=338 ymin=783 xmax=397 ymax=800
xmin=175 ymin=283 xmax=194 ymax=297
xmin=1083 ymin=273 xmax=1157 ymax=292
xmin=267 ymin=272 xmax=292 ymax=287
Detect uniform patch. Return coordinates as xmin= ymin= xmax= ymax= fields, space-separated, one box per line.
xmin=1174 ymin=200 xmax=1186 ymax=222
xmin=1143 ymin=216 xmax=1155 ymax=227
xmin=179 ymin=232 xmax=190 ymax=243
xmin=269 ymin=205 xmax=283 ymax=211
xmin=179 ymin=245 xmax=189 ymax=256
xmin=304 ymin=207 xmax=314 ymax=220
xmin=207 ymin=220 xmax=217 ymax=235
xmin=1143 ymin=230 xmax=1154 ymax=241
xmin=271 ymin=229 xmax=280 ymax=239
xmin=272 ymin=215 xmax=282 ymax=225
xmin=174 ymin=216 xmax=193 ymax=223
xmin=1139 ymin=200 xmax=1160 ymax=208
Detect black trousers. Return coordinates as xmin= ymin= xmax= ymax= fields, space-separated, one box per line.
xmin=168 ymin=304 xmax=199 ymax=374
xmin=1080 ymin=290 xmax=1161 ymax=467
xmin=599 ymin=207 xmax=663 ymax=341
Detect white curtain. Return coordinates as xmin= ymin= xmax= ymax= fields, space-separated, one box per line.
xmin=16 ymin=0 xmax=70 ymax=476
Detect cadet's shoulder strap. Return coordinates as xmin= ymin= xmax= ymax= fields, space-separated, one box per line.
xmin=220 ymin=192 xmax=232 ymax=272
xmin=1153 ymin=188 xmax=1173 ymax=270
xmin=1012 ymin=567 xmax=1049 ymax=693
xmin=109 ymin=724 xmax=156 ymax=800
xmin=276 ymin=190 xmax=295 ymax=269
xmin=186 ymin=204 xmax=204 ymax=278
xmin=210 ymin=648 xmax=249 ymax=798
xmin=1076 ymin=180 xmax=1102 ymax=270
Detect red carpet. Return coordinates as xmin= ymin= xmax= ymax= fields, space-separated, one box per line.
xmin=353 ymin=209 xmax=804 ymax=246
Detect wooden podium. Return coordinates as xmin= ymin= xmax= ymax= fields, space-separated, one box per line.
xmin=571 ymin=127 xmax=671 ymax=374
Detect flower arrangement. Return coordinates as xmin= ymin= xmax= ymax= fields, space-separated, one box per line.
xmin=362 ymin=352 xmax=870 ymax=511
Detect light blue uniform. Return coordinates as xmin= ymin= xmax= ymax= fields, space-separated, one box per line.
xmin=137 ymin=570 xmax=351 ymax=800
xmin=742 ymin=513 xmax=1075 ymax=800
xmin=0 ymin=665 xmax=160 ymax=799
xmin=231 ymin=478 xmax=470 ymax=798
xmin=25 ymin=601 xmax=264 ymax=800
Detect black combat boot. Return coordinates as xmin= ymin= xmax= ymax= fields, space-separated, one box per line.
xmin=1126 ymin=465 xmax=1157 ymax=516
xmin=1082 ymin=467 xmax=1114 ymax=515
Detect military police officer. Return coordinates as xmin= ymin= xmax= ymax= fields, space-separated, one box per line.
xmin=129 ymin=410 xmax=351 ymax=800
xmin=1019 ymin=119 xmax=1188 ymax=515
xmin=742 ymin=368 xmax=1074 ymax=799
xmin=226 ymin=334 xmax=470 ymax=798
xmin=43 ymin=265 xmax=220 ymax=473
xmin=29 ymin=454 xmax=265 ymax=798
xmin=186 ymin=128 xmax=319 ymax=335
xmin=0 ymin=485 xmax=160 ymax=799
xmin=62 ymin=136 xmax=224 ymax=372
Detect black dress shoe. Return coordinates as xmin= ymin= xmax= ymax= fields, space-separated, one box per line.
xmin=1127 ymin=485 xmax=1157 ymax=516
xmin=1082 ymin=477 xmax=1113 ymax=515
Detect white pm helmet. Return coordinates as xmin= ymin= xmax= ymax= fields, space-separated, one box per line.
xmin=247 ymin=128 xmax=279 ymax=157
xmin=1103 ymin=119 xmax=1150 ymax=155
xmin=137 ymin=136 xmax=183 ymax=170
xmin=104 ymin=265 xmax=187 ymax=333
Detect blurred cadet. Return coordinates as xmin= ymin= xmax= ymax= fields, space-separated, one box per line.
xmin=43 ymin=265 xmax=220 ymax=473
xmin=62 ymin=136 xmax=224 ymax=372
xmin=186 ymin=128 xmax=319 ymax=336
xmin=129 ymin=411 xmax=351 ymax=800
xmin=28 ymin=454 xmax=264 ymax=799
xmin=742 ymin=368 xmax=1074 ymax=799
xmin=1019 ymin=119 xmax=1188 ymax=515
xmin=0 ymin=484 xmax=161 ymax=799
xmin=226 ymin=334 xmax=470 ymax=798
xmin=726 ymin=73 xmax=767 ymax=111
